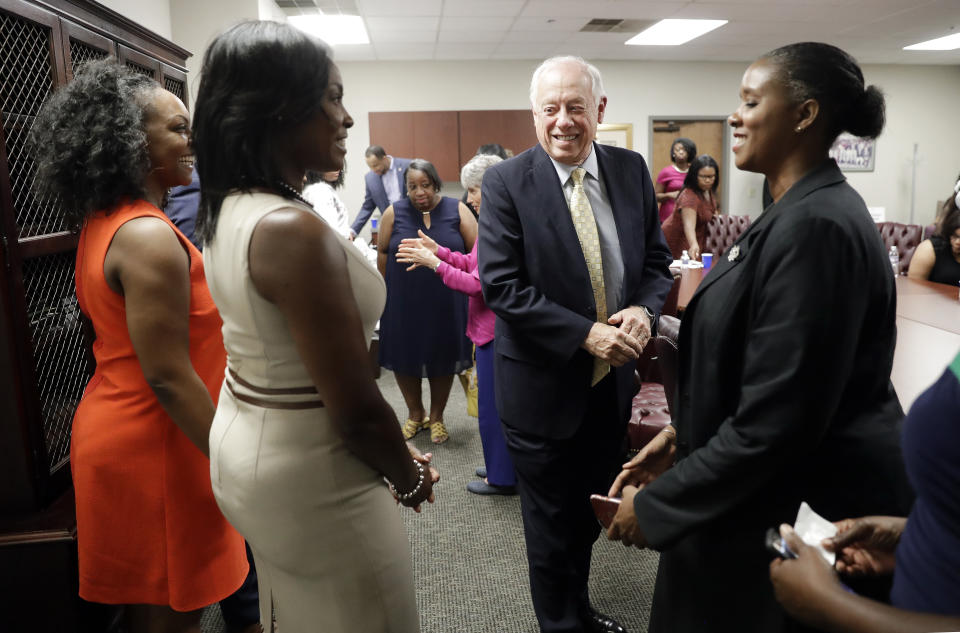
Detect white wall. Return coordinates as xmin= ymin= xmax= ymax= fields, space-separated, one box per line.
xmin=97 ymin=0 xmax=172 ymax=40
xmin=169 ymin=0 xmax=265 ymax=108
xmin=338 ymin=59 xmax=960 ymax=231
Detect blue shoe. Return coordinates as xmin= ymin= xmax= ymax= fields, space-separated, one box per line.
xmin=475 ymin=467 xmax=487 ymax=479
xmin=467 ymin=480 xmax=517 ymax=496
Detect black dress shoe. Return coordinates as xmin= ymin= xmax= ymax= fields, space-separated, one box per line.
xmin=584 ymin=610 xmax=628 ymax=633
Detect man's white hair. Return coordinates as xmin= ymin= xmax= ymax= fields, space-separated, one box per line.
xmin=528 ymin=56 xmax=605 ymax=108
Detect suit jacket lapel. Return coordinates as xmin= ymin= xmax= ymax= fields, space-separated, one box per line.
xmin=531 ymin=146 xmax=592 ymax=289
xmin=595 ymin=144 xmax=635 ymax=310
xmin=690 ymin=158 xmax=847 ymax=301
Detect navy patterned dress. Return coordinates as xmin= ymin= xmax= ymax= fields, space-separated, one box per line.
xmin=379 ymin=196 xmax=472 ymax=377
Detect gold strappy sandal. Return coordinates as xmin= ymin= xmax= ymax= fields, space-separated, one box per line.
xmin=430 ymin=419 xmax=449 ymax=444
xmin=401 ymin=416 xmax=429 ymax=440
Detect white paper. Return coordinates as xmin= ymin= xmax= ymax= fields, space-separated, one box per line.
xmin=794 ymin=501 xmax=837 ymax=565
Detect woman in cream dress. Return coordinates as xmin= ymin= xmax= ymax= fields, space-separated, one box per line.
xmin=192 ymin=22 xmax=434 ymax=632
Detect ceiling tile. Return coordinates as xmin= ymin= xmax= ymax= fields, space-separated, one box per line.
xmin=502 ymin=30 xmax=577 ymax=44
xmin=359 ymin=0 xmax=441 ymax=17
xmin=369 ymin=29 xmax=437 ymax=43
xmin=442 ymin=0 xmax=527 ymax=18
xmin=437 ymin=30 xmax=505 ymax=43
xmin=366 ymin=16 xmax=439 ymax=31
xmin=440 ymin=16 xmax=517 ymax=31
xmin=510 ymin=16 xmax=588 ymax=31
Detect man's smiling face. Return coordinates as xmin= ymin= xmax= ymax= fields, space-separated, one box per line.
xmin=532 ymin=61 xmax=606 ymax=165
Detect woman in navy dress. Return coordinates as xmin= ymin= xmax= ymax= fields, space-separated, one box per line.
xmin=377 ymin=159 xmax=477 ymax=443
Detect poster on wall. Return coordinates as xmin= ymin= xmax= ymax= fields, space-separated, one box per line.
xmin=829 ymin=132 xmax=876 ymax=172
xmin=596 ymin=123 xmax=633 ymax=150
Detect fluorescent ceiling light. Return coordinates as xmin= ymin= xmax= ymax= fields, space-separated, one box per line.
xmin=625 ymin=19 xmax=727 ymax=46
xmin=289 ymin=14 xmax=369 ymax=46
xmin=903 ymin=32 xmax=960 ymax=50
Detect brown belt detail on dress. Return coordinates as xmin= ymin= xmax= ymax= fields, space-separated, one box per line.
xmin=228 ymin=368 xmax=319 ymax=395
xmin=225 ymin=380 xmax=325 ymax=410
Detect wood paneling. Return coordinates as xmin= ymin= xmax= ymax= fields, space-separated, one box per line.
xmin=369 ymin=111 xmax=460 ymax=181
xmin=458 ymin=109 xmax=536 ymax=166
xmin=369 ymin=109 xmax=539 ymax=183
xmin=413 ymin=111 xmax=459 ymax=181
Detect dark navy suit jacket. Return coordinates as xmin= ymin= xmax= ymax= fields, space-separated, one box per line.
xmin=350 ymin=156 xmax=411 ymax=235
xmin=479 ymin=142 xmax=673 ymax=439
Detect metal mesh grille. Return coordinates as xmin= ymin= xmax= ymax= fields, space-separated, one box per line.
xmin=0 ymin=12 xmax=62 ymax=238
xmin=125 ymin=59 xmax=154 ymax=78
xmin=163 ymin=76 xmax=185 ymax=102
xmin=21 ymin=251 xmax=91 ymax=473
xmin=68 ymin=38 xmax=109 ymax=76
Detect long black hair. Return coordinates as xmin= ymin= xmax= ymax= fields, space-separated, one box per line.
xmin=29 ymin=59 xmax=159 ymax=230
xmin=682 ymin=155 xmax=720 ymax=199
xmin=192 ymin=21 xmax=333 ymax=243
xmin=763 ymin=42 xmax=885 ymax=146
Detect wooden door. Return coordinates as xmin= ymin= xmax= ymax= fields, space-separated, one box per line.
xmin=651 ymin=119 xmax=726 ymax=211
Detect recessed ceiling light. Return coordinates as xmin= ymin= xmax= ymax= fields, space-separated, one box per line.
xmin=289 ymin=14 xmax=369 ymax=45
xmin=625 ymin=19 xmax=727 ymax=46
xmin=903 ymin=32 xmax=960 ymax=50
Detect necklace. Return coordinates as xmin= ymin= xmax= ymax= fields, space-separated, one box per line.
xmin=274 ymin=180 xmax=312 ymax=208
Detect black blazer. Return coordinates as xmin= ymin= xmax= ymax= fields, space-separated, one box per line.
xmin=479 ymin=143 xmax=673 ymax=439
xmin=634 ymin=160 xmax=913 ymax=632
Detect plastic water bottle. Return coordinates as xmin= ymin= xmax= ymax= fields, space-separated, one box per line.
xmin=888 ymin=245 xmax=899 ymax=277
xmin=681 ymin=249 xmax=690 ymax=268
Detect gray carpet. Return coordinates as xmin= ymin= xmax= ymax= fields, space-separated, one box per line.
xmin=202 ymin=370 xmax=658 ymax=632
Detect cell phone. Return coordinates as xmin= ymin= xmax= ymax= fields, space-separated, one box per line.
xmin=765 ymin=527 xmax=797 ymax=559
xmin=590 ymin=494 xmax=621 ymax=529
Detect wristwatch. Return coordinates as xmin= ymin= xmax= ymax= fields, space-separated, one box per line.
xmin=639 ymin=305 xmax=658 ymax=337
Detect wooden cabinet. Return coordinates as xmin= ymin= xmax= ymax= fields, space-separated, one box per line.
xmin=0 ymin=1 xmax=190 ymax=628
xmin=458 ymin=109 xmax=537 ymax=166
xmin=369 ymin=110 xmax=460 ymax=181
xmin=369 ymin=109 xmax=538 ymax=183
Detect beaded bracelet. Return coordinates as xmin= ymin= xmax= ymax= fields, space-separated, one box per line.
xmin=389 ymin=460 xmax=426 ymax=501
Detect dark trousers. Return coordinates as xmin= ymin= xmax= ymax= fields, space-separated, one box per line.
xmin=219 ymin=542 xmax=260 ymax=632
xmin=501 ymin=374 xmax=625 ymax=633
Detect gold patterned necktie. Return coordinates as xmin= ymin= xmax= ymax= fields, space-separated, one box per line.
xmin=569 ymin=167 xmax=609 ymax=386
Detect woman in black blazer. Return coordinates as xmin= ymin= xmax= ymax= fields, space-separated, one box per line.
xmin=607 ymin=42 xmax=913 ymax=632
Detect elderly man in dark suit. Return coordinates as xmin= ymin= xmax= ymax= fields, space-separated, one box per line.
xmin=348 ymin=145 xmax=411 ymax=239
xmin=478 ymin=56 xmax=673 ymax=633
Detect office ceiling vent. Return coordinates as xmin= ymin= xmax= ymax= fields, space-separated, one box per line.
xmin=580 ymin=18 xmax=652 ymax=33
xmin=278 ymin=0 xmax=360 ymax=15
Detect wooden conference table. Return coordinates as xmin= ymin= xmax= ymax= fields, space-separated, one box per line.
xmin=671 ymin=268 xmax=960 ymax=410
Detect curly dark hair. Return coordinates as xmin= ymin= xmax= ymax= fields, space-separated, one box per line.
xmin=192 ymin=21 xmax=333 ymax=244
xmin=29 ymin=58 xmax=160 ymax=231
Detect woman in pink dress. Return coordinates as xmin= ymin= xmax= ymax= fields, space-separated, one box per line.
xmin=655 ymin=137 xmax=696 ymax=223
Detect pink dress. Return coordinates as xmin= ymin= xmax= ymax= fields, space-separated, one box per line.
xmin=657 ymin=165 xmax=688 ymax=223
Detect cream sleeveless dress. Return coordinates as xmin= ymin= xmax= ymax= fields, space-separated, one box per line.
xmin=204 ymin=192 xmax=418 ymax=633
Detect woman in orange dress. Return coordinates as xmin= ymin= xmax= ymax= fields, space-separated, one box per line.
xmin=30 ymin=59 xmax=247 ymax=632
xmin=660 ymin=155 xmax=721 ymax=260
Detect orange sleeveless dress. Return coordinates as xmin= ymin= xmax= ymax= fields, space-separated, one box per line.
xmin=71 ymin=199 xmax=247 ymax=610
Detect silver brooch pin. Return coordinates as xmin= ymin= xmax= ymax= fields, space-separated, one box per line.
xmin=728 ymin=245 xmax=741 ymax=262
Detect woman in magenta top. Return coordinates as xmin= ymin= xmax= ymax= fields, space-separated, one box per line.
xmin=397 ymin=154 xmax=516 ymax=495
xmin=655 ymin=137 xmax=696 ymax=223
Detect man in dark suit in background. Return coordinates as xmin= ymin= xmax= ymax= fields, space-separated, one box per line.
xmin=348 ymin=145 xmax=411 ymax=240
xmin=478 ymin=56 xmax=673 ymax=633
